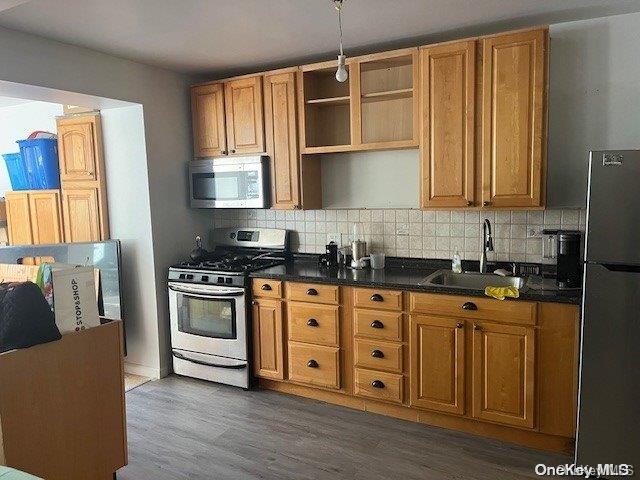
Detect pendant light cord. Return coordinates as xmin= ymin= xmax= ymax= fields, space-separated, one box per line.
xmin=335 ymin=0 xmax=344 ymax=56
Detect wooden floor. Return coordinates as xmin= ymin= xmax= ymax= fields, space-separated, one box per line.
xmin=119 ymin=375 xmax=569 ymax=480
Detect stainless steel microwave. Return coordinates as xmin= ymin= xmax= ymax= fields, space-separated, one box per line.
xmin=189 ymin=156 xmax=269 ymax=208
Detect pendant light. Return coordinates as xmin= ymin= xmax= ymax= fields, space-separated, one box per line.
xmin=334 ymin=0 xmax=348 ymax=83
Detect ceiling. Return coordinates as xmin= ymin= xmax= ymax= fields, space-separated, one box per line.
xmin=1 ymin=0 xmax=639 ymax=77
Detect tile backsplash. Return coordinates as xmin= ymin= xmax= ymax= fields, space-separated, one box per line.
xmin=212 ymin=208 xmax=585 ymax=264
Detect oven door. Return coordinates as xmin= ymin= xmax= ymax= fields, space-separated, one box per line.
xmin=168 ymin=282 xmax=247 ymax=360
xmin=189 ymin=157 xmax=268 ymax=208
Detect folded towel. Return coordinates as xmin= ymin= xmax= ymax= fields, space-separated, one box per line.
xmin=484 ymin=286 xmax=519 ymax=300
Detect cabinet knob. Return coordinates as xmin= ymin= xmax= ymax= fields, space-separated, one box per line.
xmin=231 ymin=149 xmax=236 ymax=153
xmin=456 ymin=322 xmax=464 ymax=329
xmin=306 ymin=288 xmax=318 ymax=296
xmin=371 ymin=380 xmax=385 ymax=389
xmin=370 ymin=293 xmax=383 ymax=302
xmin=371 ymin=349 xmax=384 ymax=358
xmin=474 ymin=324 xmax=482 ymax=331
xmin=251 ymin=300 xmax=258 ymax=306
xmin=306 ymin=318 xmax=319 ymax=327
xmin=483 ymin=201 xmax=490 ymax=207
xmin=222 ymin=150 xmax=228 ymax=155
xmin=466 ymin=200 xmax=472 ymax=206
xmin=462 ymin=301 xmax=477 ymax=311
xmin=370 ymin=320 xmax=384 ymax=329
xmin=261 ymin=284 xmax=272 ymax=291
xmin=307 ymin=359 xmax=319 ymax=368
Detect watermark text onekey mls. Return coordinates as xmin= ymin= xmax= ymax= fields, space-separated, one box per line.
xmin=535 ymin=463 xmax=634 ymax=478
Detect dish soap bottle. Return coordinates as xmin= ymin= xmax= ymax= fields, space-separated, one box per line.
xmin=452 ymin=250 xmax=462 ymax=274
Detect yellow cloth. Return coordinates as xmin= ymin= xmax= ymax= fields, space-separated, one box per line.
xmin=484 ymin=286 xmax=520 ymax=300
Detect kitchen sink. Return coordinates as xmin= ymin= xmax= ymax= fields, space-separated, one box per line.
xmin=420 ymin=270 xmax=528 ymax=291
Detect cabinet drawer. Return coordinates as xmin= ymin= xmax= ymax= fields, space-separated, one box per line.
xmin=286 ymin=282 xmax=339 ymax=304
xmin=252 ymin=278 xmax=282 ymax=298
xmin=354 ymin=339 xmax=403 ymax=373
xmin=288 ymin=303 xmax=339 ymax=347
xmin=409 ymin=292 xmax=536 ymax=325
xmin=354 ymin=368 xmax=403 ymax=404
xmin=353 ymin=309 xmax=403 ymax=341
xmin=288 ymin=342 xmax=340 ymax=389
xmin=353 ymin=288 xmax=402 ymax=310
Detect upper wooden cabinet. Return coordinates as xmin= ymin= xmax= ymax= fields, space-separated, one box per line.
xmin=5 ymin=190 xmax=62 ymax=246
xmin=481 ymin=29 xmax=547 ymax=208
xmin=420 ymin=40 xmax=475 ymax=208
xmin=57 ymin=116 xmax=100 ymax=181
xmin=191 ymin=83 xmax=227 ymax=157
xmin=298 ymin=49 xmax=419 ymax=154
xmin=224 ymin=76 xmax=265 ymax=155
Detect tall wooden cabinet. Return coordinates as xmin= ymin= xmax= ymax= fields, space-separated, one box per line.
xmin=481 ymin=29 xmax=546 ymax=208
xmin=420 ymin=40 xmax=475 ymax=208
xmin=56 ymin=114 xmax=109 ymax=242
xmin=5 ymin=190 xmax=63 ymax=246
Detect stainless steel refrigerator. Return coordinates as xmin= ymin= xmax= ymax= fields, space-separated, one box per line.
xmin=576 ymin=150 xmax=640 ymax=466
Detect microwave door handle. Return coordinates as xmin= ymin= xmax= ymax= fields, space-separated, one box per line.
xmin=168 ymin=286 xmax=245 ymax=298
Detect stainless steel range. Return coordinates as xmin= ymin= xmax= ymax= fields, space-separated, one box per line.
xmin=168 ymin=228 xmax=288 ymax=388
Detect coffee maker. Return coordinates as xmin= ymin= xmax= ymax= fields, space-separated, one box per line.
xmin=543 ymin=229 xmax=582 ymax=289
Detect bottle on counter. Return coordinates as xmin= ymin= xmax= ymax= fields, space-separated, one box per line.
xmin=452 ymin=250 xmax=462 ymax=274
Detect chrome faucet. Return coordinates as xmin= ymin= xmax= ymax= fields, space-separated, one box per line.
xmin=479 ymin=219 xmax=494 ymax=274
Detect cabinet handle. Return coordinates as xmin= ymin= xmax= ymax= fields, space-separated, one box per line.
xmin=462 ymin=302 xmax=477 ymax=311
xmin=251 ymin=300 xmax=258 ymax=306
xmin=483 ymin=201 xmax=490 ymax=207
xmin=456 ymin=322 xmax=464 ymax=329
xmin=370 ymin=293 xmax=383 ymax=302
xmin=466 ymin=200 xmax=472 ymax=206
xmin=474 ymin=324 xmax=482 ymax=331
xmin=306 ymin=288 xmax=318 ymax=296
xmin=371 ymin=349 xmax=384 ymax=358
xmin=370 ymin=320 xmax=384 ymax=329
xmin=231 ymin=149 xmax=236 ymax=153
xmin=261 ymin=284 xmax=272 ymax=291
xmin=222 ymin=150 xmax=228 ymax=155
xmin=306 ymin=318 xmax=319 ymax=327
xmin=307 ymin=359 xmax=319 ymax=368
xmin=371 ymin=380 xmax=385 ymax=389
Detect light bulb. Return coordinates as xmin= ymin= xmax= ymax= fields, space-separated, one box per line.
xmin=336 ymin=54 xmax=348 ymax=83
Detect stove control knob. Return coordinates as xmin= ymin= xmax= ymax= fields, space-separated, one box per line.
xmin=217 ymin=277 xmax=225 ymax=284
xmin=201 ymin=275 xmax=209 ymax=282
xmin=186 ymin=274 xmax=194 ymax=280
xmin=178 ymin=274 xmax=186 ymax=280
xmin=225 ymin=278 xmax=233 ymax=284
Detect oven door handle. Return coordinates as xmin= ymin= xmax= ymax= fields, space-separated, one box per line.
xmin=169 ymin=285 xmax=245 ymax=297
xmin=173 ymin=351 xmax=247 ymax=369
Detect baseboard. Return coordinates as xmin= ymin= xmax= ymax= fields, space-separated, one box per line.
xmin=124 ymin=362 xmax=161 ymax=379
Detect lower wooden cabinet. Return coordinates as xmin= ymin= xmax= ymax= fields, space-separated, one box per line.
xmin=410 ymin=315 xmax=465 ymax=415
xmin=253 ymin=279 xmax=578 ymax=452
xmin=5 ymin=190 xmax=63 ymax=246
xmin=471 ymin=320 xmax=535 ymax=429
xmin=252 ymin=298 xmax=285 ymax=380
xmin=288 ymin=342 xmax=340 ymax=389
xmin=61 ymin=187 xmax=103 ymax=242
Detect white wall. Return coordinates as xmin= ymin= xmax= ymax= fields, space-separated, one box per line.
xmin=321 ymin=149 xmax=420 ymax=209
xmin=0 ymin=26 xmax=212 ymax=378
xmin=0 ymin=101 xmax=63 ymax=194
xmin=548 ymin=12 xmax=640 ymax=207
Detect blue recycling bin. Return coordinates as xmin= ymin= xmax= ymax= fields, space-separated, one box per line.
xmin=17 ymin=138 xmax=60 ymax=189
xmin=2 ymin=152 xmax=30 ymax=190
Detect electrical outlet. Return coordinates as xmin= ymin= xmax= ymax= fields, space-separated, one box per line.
xmin=527 ymin=228 xmax=541 ymax=238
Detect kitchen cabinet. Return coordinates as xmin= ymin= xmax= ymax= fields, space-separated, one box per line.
xmin=420 ymin=40 xmax=475 ymax=208
xmin=253 ymin=278 xmax=578 ymax=453
xmin=5 ymin=190 xmax=62 ymax=246
xmin=57 ymin=115 xmax=100 ymax=181
xmin=251 ymin=298 xmax=285 ymax=380
xmin=224 ymin=76 xmax=265 ymax=155
xmin=410 ymin=315 xmax=465 ymax=415
xmin=263 ymin=70 xmax=322 ymax=210
xmin=191 ymin=83 xmax=227 ymax=157
xmin=481 ymin=29 xmax=547 ymax=208
xmin=57 ymin=113 xmax=109 ymax=242
xmin=61 ymin=187 xmax=101 ymax=242
xmin=472 ymin=320 xmax=535 ymax=429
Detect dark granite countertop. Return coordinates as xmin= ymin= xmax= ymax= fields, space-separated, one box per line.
xmin=251 ymin=256 xmax=581 ymax=305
